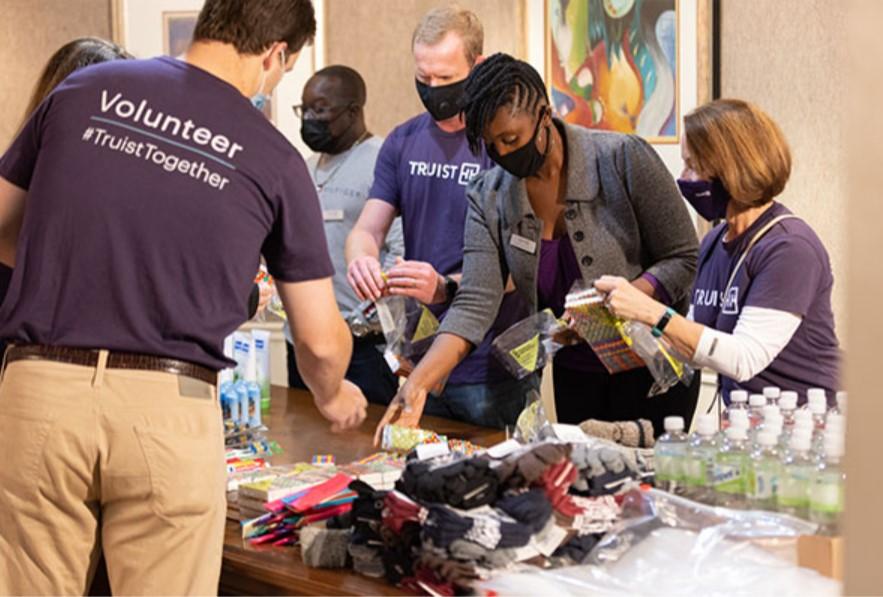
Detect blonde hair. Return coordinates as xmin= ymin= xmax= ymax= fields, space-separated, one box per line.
xmin=684 ymin=99 xmax=792 ymax=207
xmin=412 ymin=4 xmax=483 ymax=65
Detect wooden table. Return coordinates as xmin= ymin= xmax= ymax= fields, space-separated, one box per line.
xmin=219 ymin=386 xmax=506 ymax=596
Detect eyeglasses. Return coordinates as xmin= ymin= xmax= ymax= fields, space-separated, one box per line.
xmin=292 ymin=103 xmax=353 ymax=119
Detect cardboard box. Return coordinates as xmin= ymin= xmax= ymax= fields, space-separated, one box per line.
xmin=798 ymin=535 xmax=844 ymax=581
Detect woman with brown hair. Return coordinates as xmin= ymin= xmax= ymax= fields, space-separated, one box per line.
xmin=598 ymin=99 xmax=840 ymax=405
xmin=0 ymin=38 xmax=130 ymax=356
xmin=21 ymin=37 xmax=131 ymax=124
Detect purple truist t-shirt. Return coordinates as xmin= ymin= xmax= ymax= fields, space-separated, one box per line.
xmin=537 ymin=236 xmax=604 ymax=372
xmin=370 ymin=113 xmax=529 ymax=385
xmin=691 ymin=202 xmax=840 ymax=404
xmin=0 ymin=57 xmax=333 ymax=370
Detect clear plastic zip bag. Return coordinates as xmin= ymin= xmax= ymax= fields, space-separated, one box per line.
xmin=476 ymin=488 xmax=837 ymax=596
xmin=565 ymin=282 xmax=694 ymax=397
xmin=618 ymin=320 xmax=695 ymax=397
xmin=491 ymin=309 xmax=572 ymax=379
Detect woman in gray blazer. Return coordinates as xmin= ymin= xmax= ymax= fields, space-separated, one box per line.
xmin=375 ymin=54 xmax=700 ymax=439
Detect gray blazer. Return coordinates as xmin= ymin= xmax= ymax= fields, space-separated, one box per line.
xmin=439 ymin=121 xmax=699 ymax=347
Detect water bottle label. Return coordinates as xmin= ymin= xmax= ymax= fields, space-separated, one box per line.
xmin=713 ymin=463 xmax=744 ymax=493
xmin=810 ymin=484 xmax=843 ymax=514
xmin=778 ymin=470 xmax=810 ymax=507
xmin=656 ymin=455 xmax=675 ymax=481
xmin=750 ymin=470 xmax=778 ymax=499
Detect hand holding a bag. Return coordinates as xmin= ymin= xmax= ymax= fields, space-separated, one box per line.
xmin=594 ymin=276 xmax=667 ymax=325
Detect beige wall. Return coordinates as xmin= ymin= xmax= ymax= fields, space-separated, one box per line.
xmin=323 ymin=0 xmax=527 ymax=137
xmin=0 ymin=0 xmax=113 ymax=148
xmin=845 ymin=1 xmax=883 ymax=592
xmin=719 ymin=0 xmax=847 ymax=342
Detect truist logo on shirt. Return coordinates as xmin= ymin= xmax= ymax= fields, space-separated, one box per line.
xmin=77 ymin=90 xmax=246 ymax=191
xmin=722 ymin=287 xmax=740 ymax=315
xmin=408 ymin=160 xmax=482 ymax=186
xmin=694 ymin=286 xmax=740 ymax=315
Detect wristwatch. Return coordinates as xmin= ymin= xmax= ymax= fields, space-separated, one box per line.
xmin=443 ymin=275 xmax=458 ymax=303
xmin=652 ymin=307 xmax=676 ymax=338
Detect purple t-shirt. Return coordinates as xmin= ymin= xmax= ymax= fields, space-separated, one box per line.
xmin=370 ymin=113 xmax=528 ymax=384
xmin=537 ymin=236 xmax=604 ymax=372
xmin=0 ymin=57 xmax=332 ymax=370
xmin=691 ymin=202 xmax=840 ymax=403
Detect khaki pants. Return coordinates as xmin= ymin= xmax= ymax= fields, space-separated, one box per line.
xmin=0 ymin=355 xmax=226 ymax=596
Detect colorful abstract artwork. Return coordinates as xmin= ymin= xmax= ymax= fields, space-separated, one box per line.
xmin=547 ymin=0 xmax=679 ymax=142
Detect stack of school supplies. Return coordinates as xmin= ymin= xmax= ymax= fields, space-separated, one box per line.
xmin=241 ymin=473 xmax=357 ymax=547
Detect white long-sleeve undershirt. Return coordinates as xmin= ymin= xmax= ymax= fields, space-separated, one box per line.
xmin=688 ymin=306 xmax=802 ymax=382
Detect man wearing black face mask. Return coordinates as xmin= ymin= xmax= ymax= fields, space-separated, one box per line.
xmin=346 ymin=6 xmax=533 ymax=436
xmin=290 ymin=65 xmax=404 ymax=405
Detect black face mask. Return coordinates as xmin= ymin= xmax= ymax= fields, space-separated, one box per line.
xmin=415 ymin=78 xmax=467 ymax=121
xmin=301 ymin=119 xmax=337 ymax=153
xmin=487 ymin=110 xmax=551 ymax=179
xmin=300 ymin=108 xmax=351 ymax=154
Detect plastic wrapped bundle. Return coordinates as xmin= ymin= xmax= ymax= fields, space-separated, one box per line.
xmin=564 ymin=283 xmax=644 ymax=374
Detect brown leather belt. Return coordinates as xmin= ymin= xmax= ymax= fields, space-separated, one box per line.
xmin=5 ymin=344 xmax=218 ymax=386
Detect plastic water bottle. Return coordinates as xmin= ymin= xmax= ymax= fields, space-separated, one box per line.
xmin=752 ymin=405 xmax=781 ymax=443
xmin=809 ymin=438 xmax=845 ymax=535
xmin=723 ymin=390 xmax=749 ymax=428
xmin=220 ymin=380 xmax=235 ymax=423
xmin=777 ymin=432 xmax=815 ymax=518
xmin=655 ymin=416 xmax=688 ymax=493
xmin=244 ymin=347 xmax=263 ymax=428
xmin=748 ymin=431 xmax=781 ymax=510
xmin=779 ymin=391 xmax=798 ymax=428
xmin=713 ymin=426 xmax=750 ymax=508
xmin=748 ymin=394 xmax=766 ymax=428
xmin=763 ymin=386 xmax=781 ymax=407
xmin=684 ymin=414 xmax=719 ymax=502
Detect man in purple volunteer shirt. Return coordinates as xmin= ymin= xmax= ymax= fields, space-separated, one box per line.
xmin=346 ymin=5 xmax=533 ymax=433
xmin=0 ymin=1 xmax=366 ymax=594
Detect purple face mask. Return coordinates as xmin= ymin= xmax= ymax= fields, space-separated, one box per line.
xmin=677 ymin=178 xmax=729 ymax=221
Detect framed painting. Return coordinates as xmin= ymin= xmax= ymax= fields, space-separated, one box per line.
xmin=162 ymin=11 xmax=198 ymax=58
xmin=546 ymin=0 xmax=681 ymax=143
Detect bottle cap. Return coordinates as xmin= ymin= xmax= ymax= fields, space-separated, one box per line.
xmin=763 ymin=387 xmax=781 ymax=400
xmin=695 ymin=414 xmax=717 ymax=436
xmin=664 ymin=416 xmax=685 ymax=432
xmin=807 ymin=388 xmax=827 ymax=405
xmin=730 ymin=390 xmax=748 ymax=404
xmin=757 ymin=432 xmax=777 ymax=447
xmin=749 ymin=394 xmax=766 ymax=407
xmin=779 ymin=391 xmax=798 ymax=410
xmin=726 ymin=426 xmax=748 ymax=441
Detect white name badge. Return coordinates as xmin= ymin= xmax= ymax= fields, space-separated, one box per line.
xmin=323 ymin=209 xmax=345 ymax=222
xmin=510 ymin=233 xmax=537 ymax=254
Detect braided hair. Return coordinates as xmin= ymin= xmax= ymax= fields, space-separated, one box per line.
xmin=462 ymin=53 xmax=549 ymax=154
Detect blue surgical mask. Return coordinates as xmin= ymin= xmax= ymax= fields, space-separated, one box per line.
xmin=677 ymin=178 xmax=730 ymax=221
